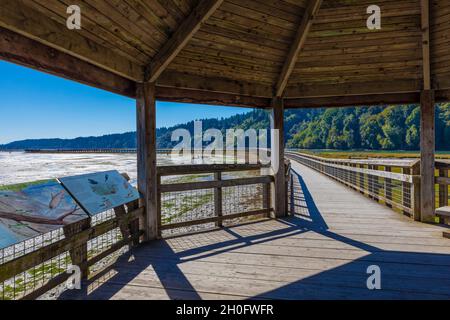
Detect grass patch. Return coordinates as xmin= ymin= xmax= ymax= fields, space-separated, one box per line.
xmin=0 ymin=179 xmax=55 ymax=191
xmin=162 ymin=192 xmax=213 ymax=224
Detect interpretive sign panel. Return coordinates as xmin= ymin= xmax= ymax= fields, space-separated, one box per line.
xmin=0 ymin=181 xmax=88 ymax=249
xmin=58 ymin=170 xmax=140 ymax=216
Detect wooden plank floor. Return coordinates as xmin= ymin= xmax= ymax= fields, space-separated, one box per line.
xmin=61 ymin=160 xmax=450 ymax=300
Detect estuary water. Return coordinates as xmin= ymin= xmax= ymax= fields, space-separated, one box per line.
xmin=0 ymin=151 xmax=177 ymax=186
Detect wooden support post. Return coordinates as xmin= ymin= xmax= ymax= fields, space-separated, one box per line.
xmin=136 ymin=82 xmax=158 ymax=240
xmin=63 ymin=218 xmax=91 ymax=279
xmin=385 ymin=166 xmax=393 ymax=208
xmin=270 ymin=97 xmax=287 ymax=218
xmin=214 ymin=172 xmax=223 ymax=227
xmin=420 ymin=90 xmax=436 ymax=222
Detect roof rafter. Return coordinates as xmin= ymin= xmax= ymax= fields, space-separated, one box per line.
xmin=146 ymin=0 xmax=224 ymax=83
xmin=274 ymin=0 xmax=323 ymax=97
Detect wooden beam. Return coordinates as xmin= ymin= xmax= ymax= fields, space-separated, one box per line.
xmin=285 ymin=92 xmax=421 ymax=109
xmin=270 ymin=97 xmax=287 ymax=218
xmin=420 ymin=90 xmax=435 ymax=222
xmin=147 ymin=0 xmax=224 ymax=83
xmin=0 ymin=27 xmax=136 ymax=98
xmin=436 ymin=89 xmax=450 ymax=102
xmin=275 ymin=0 xmax=322 ymax=97
xmin=0 ymin=0 xmax=142 ymax=81
xmin=157 ymin=71 xmax=272 ymax=97
xmin=156 ymin=86 xmax=271 ymax=108
xmin=285 ymin=79 xmax=421 ymax=98
xmin=421 ymin=0 xmax=431 ymax=90
xmin=136 ymin=82 xmax=158 ymax=240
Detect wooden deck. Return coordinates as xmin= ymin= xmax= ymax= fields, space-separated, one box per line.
xmin=61 ymin=159 xmax=450 ymax=300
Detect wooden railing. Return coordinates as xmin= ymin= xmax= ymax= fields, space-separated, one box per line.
xmin=0 ymin=174 xmax=144 ymax=300
xmin=157 ymin=163 xmax=273 ymax=234
xmin=286 ymin=152 xmax=422 ymax=219
xmin=436 ymin=160 xmax=450 ymax=231
xmin=436 ymin=160 xmax=450 ymax=208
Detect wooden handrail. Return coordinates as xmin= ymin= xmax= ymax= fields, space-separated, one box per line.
xmin=436 ymin=176 xmax=450 ymax=185
xmin=160 ymin=176 xmax=273 ymax=193
xmin=158 ymin=164 xmax=273 ymax=231
xmin=157 ymin=163 xmax=268 ymax=176
xmin=286 ymin=151 xmax=420 ymax=168
xmin=287 ymin=152 xmax=418 ymax=183
xmin=286 ymin=151 xmax=421 ymax=219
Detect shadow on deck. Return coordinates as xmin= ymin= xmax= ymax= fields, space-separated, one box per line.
xmin=60 ymin=166 xmax=450 ymax=300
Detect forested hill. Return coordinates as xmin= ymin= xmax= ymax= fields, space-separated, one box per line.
xmin=1 ymin=104 xmax=450 ymax=151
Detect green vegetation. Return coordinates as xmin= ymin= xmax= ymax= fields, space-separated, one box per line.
xmin=0 ymin=179 xmax=55 ymax=191
xmin=285 ymin=103 xmax=450 ymax=151
xmin=162 ymin=192 xmax=213 ymax=224
xmin=2 ymin=103 xmax=449 ymax=152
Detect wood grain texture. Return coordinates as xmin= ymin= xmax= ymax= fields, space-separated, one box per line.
xmin=420 ymin=90 xmax=436 ymax=222
xmin=421 ymin=0 xmax=431 ymax=90
xmin=136 ymin=82 xmax=158 ymax=240
xmin=147 ymin=0 xmax=224 ymax=82
xmin=0 ymin=27 xmax=137 ymax=98
xmin=271 ymin=98 xmax=287 ymax=218
xmin=275 ymin=0 xmax=322 ymax=97
xmin=61 ymin=159 xmax=450 ymax=300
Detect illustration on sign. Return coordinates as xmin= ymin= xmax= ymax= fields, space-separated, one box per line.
xmin=58 ymin=170 xmax=140 ymax=216
xmin=0 ymin=181 xmax=88 ymax=249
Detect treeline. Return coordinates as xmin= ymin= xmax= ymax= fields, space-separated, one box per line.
xmin=285 ymin=104 xmax=450 ymax=150
xmin=1 ymin=104 xmax=449 ymax=151
xmin=0 ymin=132 xmax=137 ymax=150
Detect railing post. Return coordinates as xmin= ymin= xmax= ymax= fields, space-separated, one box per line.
xmin=373 ymin=165 xmax=380 ymax=202
xmin=385 ymin=166 xmax=392 ymax=208
xmin=358 ymin=164 xmax=365 ymax=194
xmin=214 ymin=172 xmax=223 ymax=227
xmin=368 ymin=165 xmax=374 ymax=199
xmin=290 ymin=172 xmax=295 ymax=215
xmin=127 ymin=199 xmax=141 ymax=246
xmin=114 ymin=204 xmax=130 ymax=240
xmin=438 ymin=168 xmax=449 ymax=224
xmin=63 ymin=218 xmax=91 ymax=279
xmin=262 ymin=182 xmax=271 ymax=217
xmin=284 ymin=160 xmax=291 ymax=215
xmin=438 ymin=168 xmax=448 ymax=208
xmin=410 ymin=164 xmax=421 ymax=221
xmin=157 ymin=174 xmax=162 ymax=237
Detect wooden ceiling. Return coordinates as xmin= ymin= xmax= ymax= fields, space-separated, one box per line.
xmin=0 ymin=0 xmax=449 ymax=107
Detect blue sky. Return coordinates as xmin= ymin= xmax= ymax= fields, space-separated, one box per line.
xmin=0 ymin=61 xmax=250 ymax=144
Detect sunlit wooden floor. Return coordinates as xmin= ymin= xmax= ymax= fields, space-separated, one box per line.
xmin=61 ymin=161 xmax=450 ymax=300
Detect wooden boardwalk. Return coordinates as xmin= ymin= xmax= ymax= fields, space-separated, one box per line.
xmin=61 ymin=160 xmax=450 ymax=300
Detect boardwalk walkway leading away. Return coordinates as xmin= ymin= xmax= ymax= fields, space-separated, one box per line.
xmin=62 ymin=159 xmax=450 ymax=300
